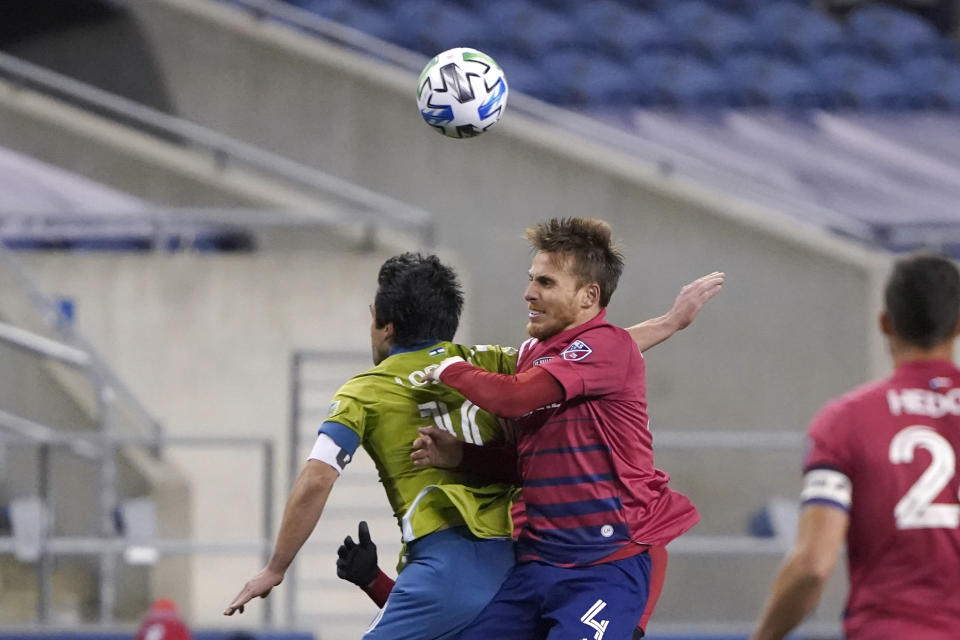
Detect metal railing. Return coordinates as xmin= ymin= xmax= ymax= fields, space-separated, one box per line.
xmin=0 ymin=50 xmax=435 ymax=248
xmin=0 ymin=429 xmax=276 ymax=626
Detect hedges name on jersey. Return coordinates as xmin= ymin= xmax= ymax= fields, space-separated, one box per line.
xmin=802 ymin=359 xmax=960 ymax=638
xmin=314 ymin=341 xmax=519 ymax=550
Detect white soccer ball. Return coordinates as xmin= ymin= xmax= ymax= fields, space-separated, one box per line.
xmin=416 ymin=47 xmax=509 ymax=139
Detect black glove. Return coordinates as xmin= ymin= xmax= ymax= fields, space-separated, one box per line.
xmin=336 ymin=520 xmax=379 ymax=588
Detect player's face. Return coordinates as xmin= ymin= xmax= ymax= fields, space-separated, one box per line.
xmin=524 ymin=252 xmax=591 ymax=340
xmin=369 ymin=304 xmax=392 ymax=365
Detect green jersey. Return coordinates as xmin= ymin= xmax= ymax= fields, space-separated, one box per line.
xmin=321 ymin=341 xmax=519 ymax=545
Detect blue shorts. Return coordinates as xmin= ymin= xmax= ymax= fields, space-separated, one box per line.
xmin=457 ymin=552 xmax=652 ymax=640
xmin=362 ymin=527 xmax=515 ymax=640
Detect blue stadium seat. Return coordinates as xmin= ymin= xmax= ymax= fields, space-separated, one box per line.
xmin=723 ymin=54 xmax=827 ymax=109
xmin=902 ymin=57 xmax=960 ymax=110
xmin=633 ymin=54 xmax=738 ymax=108
xmin=480 ymin=1 xmax=581 ymax=59
xmin=538 ymin=51 xmax=648 ymax=106
xmin=573 ymin=2 xmax=685 ymax=60
xmin=753 ymin=2 xmax=859 ymax=61
xmin=813 ymin=54 xmax=921 ymax=110
xmin=847 ymin=4 xmax=956 ymax=62
xmin=495 ymin=54 xmax=559 ymax=102
xmin=392 ymin=1 xmax=481 ymax=54
xmin=339 ymin=6 xmax=398 ymax=43
xmin=693 ymin=10 xmax=766 ymax=60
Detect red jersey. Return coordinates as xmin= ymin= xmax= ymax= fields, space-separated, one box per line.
xmin=134 ymin=600 xmax=191 ymax=640
xmin=511 ymin=311 xmax=698 ymax=566
xmin=802 ymin=359 xmax=960 ymax=639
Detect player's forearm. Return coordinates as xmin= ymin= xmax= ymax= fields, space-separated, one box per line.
xmin=268 ymin=461 xmax=337 ymax=574
xmin=751 ymin=555 xmax=829 ymax=640
xmin=626 ymin=315 xmax=682 ymax=353
xmin=435 ymin=358 xmax=563 ymax=417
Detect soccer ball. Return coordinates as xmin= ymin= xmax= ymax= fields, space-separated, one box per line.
xmin=416 ymin=47 xmax=508 ymax=139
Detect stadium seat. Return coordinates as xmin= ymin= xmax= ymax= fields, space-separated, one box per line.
xmin=902 ymin=58 xmax=960 ymax=110
xmin=479 ymin=1 xmax=581 ymax=59
xmin=753 ymin=2 xmax=860 ymax=62
xmin=573 ymin=2 xmax=685 ymax=61
xmin=392 ymin=1 xmax=480 ymax=55
xmin=633 ymin=54 xmax=738 ymax=108
xmin=692 ymin=10 xmax=766 ymax=60
xmin=847 ymin=4 xmax=956 ymax=62
xmin=813 ymin=54 xmax=920 ymax=110
xmin=723 ymin=54 xmax=827 ymax=109
xmin=538 ymin=51 xmax=648 ymax=106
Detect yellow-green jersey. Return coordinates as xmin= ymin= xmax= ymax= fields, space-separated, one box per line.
xmin=312 ymin=341 xmax=519 ymax=546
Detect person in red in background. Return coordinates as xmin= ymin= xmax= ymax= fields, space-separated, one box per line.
xmin=751 ymin=253 xmax=960 ymax=640
xmin=135 ymin=598 xmax=191 ymax=640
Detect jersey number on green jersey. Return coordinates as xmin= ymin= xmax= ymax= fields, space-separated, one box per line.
xmin=418 ymin=399 xmax=484 ymax=444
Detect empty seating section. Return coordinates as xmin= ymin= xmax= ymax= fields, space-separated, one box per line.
xmin=282 ymin=0 xmax=960 ymax=111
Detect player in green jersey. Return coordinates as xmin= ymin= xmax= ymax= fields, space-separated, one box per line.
xmin=225 ymin=253 xmax=723 ymax=640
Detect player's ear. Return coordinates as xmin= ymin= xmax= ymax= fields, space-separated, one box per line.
xmin=581 ymin=283 xmax=600 ymax=308
xmin=382 ymin=322 xmax=396 ymax=341
xmin=879 ymin=311 xmax=893 ymax=336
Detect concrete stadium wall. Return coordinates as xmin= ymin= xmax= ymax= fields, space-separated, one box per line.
xmin=128 ymin=0 xmax=892 ymax=436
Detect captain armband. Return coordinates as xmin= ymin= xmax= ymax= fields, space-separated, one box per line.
xmin=800 ymin=468 xmax=852 ymax=511
xmin=308 ymin=433 xmax=354 ymax=474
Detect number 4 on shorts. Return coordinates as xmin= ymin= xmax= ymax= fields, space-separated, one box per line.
xmin=580 ymin=599 xmax=609 ymax=640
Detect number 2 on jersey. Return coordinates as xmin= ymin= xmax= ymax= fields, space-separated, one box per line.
xmin=418 ymin=400 xmax=483 ymax=445
xmin=889 ymin=425 xmax=960 ymax=529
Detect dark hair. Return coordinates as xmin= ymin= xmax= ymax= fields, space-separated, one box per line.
xmin=374 ymin=253 xmax=463 ymax=346
xmin=885 ymin=253 xmax=960 ymax=349
xmin=525 ymin=217 xmax=624 ymax=308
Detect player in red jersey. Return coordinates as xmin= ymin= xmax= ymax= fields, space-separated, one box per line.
xmin=134 ymin=598 xmax=191 ymax=640
xmin=336 ymin=265 xmax=723 ymax=638
xmin=752 ymin=254 xmax=960 ymax=640
xmin=413 ymin=218 xmax=702 ymax=639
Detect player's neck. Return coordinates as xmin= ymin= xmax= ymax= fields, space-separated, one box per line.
xmin=890 ymin=339 xmax=955 ymax=369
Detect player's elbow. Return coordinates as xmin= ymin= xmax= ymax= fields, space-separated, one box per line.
xmin=788 ymin=548 xmax=835 ymax=585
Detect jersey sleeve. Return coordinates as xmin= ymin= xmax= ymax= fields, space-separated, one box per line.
xmin=800 ymin=400 xmax=854 ymax=511
xmin=536 ymin=326 xmax=630 ymax=400
xmin=469 ymin=344 xmax=518 ymax=375
xmin=314 ymin=382 xmax=366 ymax=471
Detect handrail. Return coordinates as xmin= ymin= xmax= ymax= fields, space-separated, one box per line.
xmin=0 ymin=430 xmax=276 ymax=626
xmin=0 ymin=50 xmax=435 ymax=247
xmin=0 ymin=245 xmax=164 ymax=444
xmin=0 ymin=319 xmax=90 ymax=368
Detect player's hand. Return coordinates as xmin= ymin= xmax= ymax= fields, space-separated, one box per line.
xmin=666 ymin=271 xmax=724 ymax=331
xmin=411 ymin=426 xmax=463 ymax=469
xmin=223 ymin=567 xmax=283 ymax=615
xmin=337 ymin=521 xmax=379 ymax=588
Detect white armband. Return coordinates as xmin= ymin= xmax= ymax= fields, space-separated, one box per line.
xmin=800 ymin=468 xmax=852 ymax=511
xmin=308 ymin=433 xmax=353 ymax=474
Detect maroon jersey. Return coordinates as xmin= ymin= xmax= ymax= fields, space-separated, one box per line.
xmin=802 ymin=359 xmax=960 ymax=639
xmin=512 ymin=311 xmax=698 ymax=566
